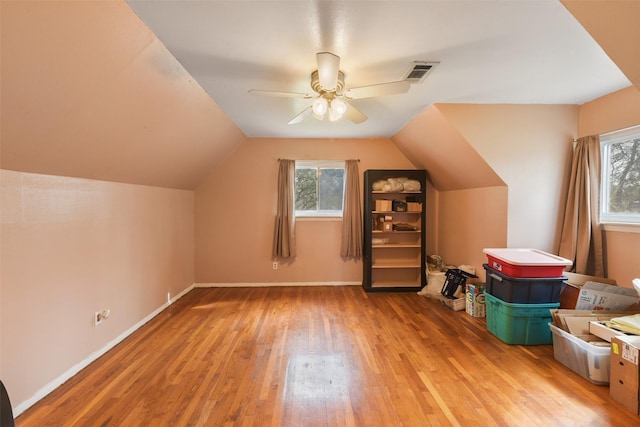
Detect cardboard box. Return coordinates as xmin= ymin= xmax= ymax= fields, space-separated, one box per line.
xmin=466 ymin=283 xmax=486 ymax=317
xmin=559 ymin=274 xmax=618 ymax=309
xmin=375 ymin=199 xmax=392 ymax=212
xmin=560 ymin=281 xmax=640 ymax=310
xmin=575 ymin=282 xmax=640 ymax=310
xmin=407 ymin=202 xmax=422 ymax=212
xmin=611 ymin=335 xmax=640 ymax=414
xmin=377 ymin=216 xmax=393 ymax=231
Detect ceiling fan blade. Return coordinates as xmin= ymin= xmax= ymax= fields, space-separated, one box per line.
xmin=344 ymin=103 xmax=367 ymax=124
xmin=316 ymin=52 xmax=340 ymax=92
xmin=343 ymin=80 xmax=410 ymax=99
xmin=288 ymin=106 xmax=312 ymax=125
xmin=248 ymin=89 xmax=313 ymax=99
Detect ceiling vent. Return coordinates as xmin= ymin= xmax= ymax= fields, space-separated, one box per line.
xmin=403 ymin=61 xmax=439 ymax=83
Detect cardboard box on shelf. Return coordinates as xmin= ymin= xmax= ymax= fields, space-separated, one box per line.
xmin=377 ymin=215 xmax=393 ymax=231
xmin=611 ymin=335 xmax=640 ymax=414
xmin=375 ymin=199 xmax=392 ymax=212
xmin=407 ymin=202 xmax=422 ymax=212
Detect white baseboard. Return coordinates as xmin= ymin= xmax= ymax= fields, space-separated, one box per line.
xmin=13 ymin=283 xmax=195 ymax=417
xmin=195 ymin=281 xmax=361 ymax=288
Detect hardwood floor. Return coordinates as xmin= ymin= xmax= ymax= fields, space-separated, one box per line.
xmin=16 ymin=286 xmax=638 ymax=426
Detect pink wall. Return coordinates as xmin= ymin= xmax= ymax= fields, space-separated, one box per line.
xmin=0 ymin=170 xmax=195 ymax=410
xmin=578 ymin=87 xmax=640 ymax=287
xmin=436 ymin=104 xmax=578 ymax=253
xmin=194 ymin=137 xmax=415 ymax=284
xmin=394 ymin=103 xmax=578 ymax=280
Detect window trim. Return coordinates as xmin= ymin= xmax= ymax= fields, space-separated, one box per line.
xmin=599 ymin=125 xmax=640 ymax=226
xmin=294 ymin=160 xmax=346 ymax=219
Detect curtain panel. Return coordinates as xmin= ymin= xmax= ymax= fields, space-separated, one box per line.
xmin=558 ymin=135 xmax=605 ymax=276
xmin=340 ymin=160 xmax=363 ymax=258
xmin=272 ymin=159 xmax=296 ymax=258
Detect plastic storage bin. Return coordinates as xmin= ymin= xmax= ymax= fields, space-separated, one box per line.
xmin=483 ymin=264 xmax=567 ymax=303
xmin=483 ymin=248 xmax=572 ymax=278
xmin=549 ymin=323 xmax=611 ymax=385
xmin=485 ymin=293 xmax=558 ymax=345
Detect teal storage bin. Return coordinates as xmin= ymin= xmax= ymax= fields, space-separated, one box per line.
xmin=485 ymin=293 xmax=559 ymax=345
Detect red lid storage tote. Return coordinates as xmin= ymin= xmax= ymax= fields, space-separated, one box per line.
xmin=483 ymin=248 xmax=572 ymax=278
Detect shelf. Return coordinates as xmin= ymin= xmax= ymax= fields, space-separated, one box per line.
xmin=371 ymin=281 xmax=421 ymax=288
xmin=363 ymin=169 xmax=427 ymax=292
xmin=372 ymin=263 xmax=421 ymax=269
xmin=372 ymin=230 xmax=420 ymax=233
xmin=372 ymin=210 xmax=422 ymax=214
xmin=372 ymin=244 xmax=421 ymax=248
xmin=372 ymin=191 xmax=421 ymax=194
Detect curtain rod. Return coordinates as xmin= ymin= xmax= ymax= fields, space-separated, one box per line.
xmin=573 ymin=123 xmax=640 ymax=142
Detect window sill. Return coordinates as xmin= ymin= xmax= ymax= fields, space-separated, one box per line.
xmin=295 ymin=216 xmax=343 ymax=222
xmin=601 ymin=223 xmax=640 ymax=234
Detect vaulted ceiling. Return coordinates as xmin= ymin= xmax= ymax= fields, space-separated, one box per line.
xmin=126 ymin=0 xmax=629 ymax=139
xmin=1 ymin=1 xmax=638 ymax=190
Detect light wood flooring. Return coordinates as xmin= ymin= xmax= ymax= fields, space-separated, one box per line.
xmin=16 ymin=286 xmax=639 ymax=426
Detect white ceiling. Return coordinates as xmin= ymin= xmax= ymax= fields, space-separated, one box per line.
xmin=126 ymin=0 xmax=630 ymax=139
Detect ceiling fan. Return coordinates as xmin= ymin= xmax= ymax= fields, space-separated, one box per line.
xmin=248 ymin=52 xmax=411 ymax=125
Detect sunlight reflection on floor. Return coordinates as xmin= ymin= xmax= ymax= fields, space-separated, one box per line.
xmin=284 ymin=354 xmax=350 ymax=401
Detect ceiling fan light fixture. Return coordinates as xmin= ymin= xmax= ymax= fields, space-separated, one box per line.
xmin=312 ymin=98 xmax=328 ymax=119
xmin=329 ymin=99 xmax=347 ymax=121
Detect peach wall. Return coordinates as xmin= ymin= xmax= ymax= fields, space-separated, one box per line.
xmin=437 ymin=187 xmax=508 ymax=280
xmin=578 ymin=87 xmax=640 ymax=287
xmin=436 ymin=104 xmax=578 ymax=253
xmin=579 ymin=86 xmax=640 ymax=137
xmin=0 ymin=170 xmax=195 ymax=412
xmin=194 ymin=137 xmax=416 ymax=284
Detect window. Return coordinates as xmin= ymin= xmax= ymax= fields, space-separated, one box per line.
xmin=600 ymin=126 xmax=640 ymax=224
xmin=295 ymin=160 xmax=345 ymax=217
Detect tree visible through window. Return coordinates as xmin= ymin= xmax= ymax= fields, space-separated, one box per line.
xmin=295 ymin=161 xmax=345 ymax=217
xmin=601 ymin=127 xmax=640 ymax=224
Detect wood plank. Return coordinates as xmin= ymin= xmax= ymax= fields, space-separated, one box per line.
xmin=15 ymin=286 xmax=640 ymax=426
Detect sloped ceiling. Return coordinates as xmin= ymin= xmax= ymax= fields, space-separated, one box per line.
xmin=1 ymin=0 xmax=245 ymax=190
xmin=393 ymin=105 xmax=505 ymax=191
xmin=126 ymin=0 xmax=629 ymax=139
xmin=561 ymin=0 xmax=640 ymax=90
xmin=1 ymin=1 xmax=639 ymax=192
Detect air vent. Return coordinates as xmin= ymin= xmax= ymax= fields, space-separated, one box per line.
xmin=403 ymin=61 xmax=439 ymax=83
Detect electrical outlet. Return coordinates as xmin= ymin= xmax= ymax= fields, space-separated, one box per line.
xmin=272 ymin=262 xmax=278 ymax=270
xmin=94 ymin=308 xmax=111 ymax=326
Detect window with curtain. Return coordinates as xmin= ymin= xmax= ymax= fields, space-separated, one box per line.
xmin=600 ymin=125 xmax=640 ymax=225
xmin=294 ymin=160 xmax=345 ymax=218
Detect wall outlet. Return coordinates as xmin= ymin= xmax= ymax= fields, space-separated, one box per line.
xmin=94 ymin=308 xmax=111 ymax=326
xmin=272 ymin=262 xmax=278 ymax=270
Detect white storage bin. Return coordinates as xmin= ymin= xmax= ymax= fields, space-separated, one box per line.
xmin=549 ymin=323 xmax=611 ymax=385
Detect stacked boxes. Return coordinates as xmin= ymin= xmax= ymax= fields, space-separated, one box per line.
xmin=482 ymin=248 xmax=571 ymax=345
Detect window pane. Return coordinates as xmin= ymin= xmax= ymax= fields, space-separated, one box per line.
xmin=294 ymin=161 xmax=345 ymax=217
xmin=318 ymin=168 xmax=344 ymax=210
xmin=295 ymin=168 xmax=317 ymax=211
xmin=605 ymin=138 xmax=640 ymax=215
xmin=601 ymin=126 xmax=640 ymax=224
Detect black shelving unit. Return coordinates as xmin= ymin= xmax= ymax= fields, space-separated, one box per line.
xmin=363 ymin=169 xmax=427 ymax=292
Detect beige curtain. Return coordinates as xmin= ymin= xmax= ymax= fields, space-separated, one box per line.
xmin=558 ymin=135 xmax=605 ymax=276
xmin=340 ymin=160 xmax=362 ymax=258
xmin=273 ymin=159 xmax=296 ymax=258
